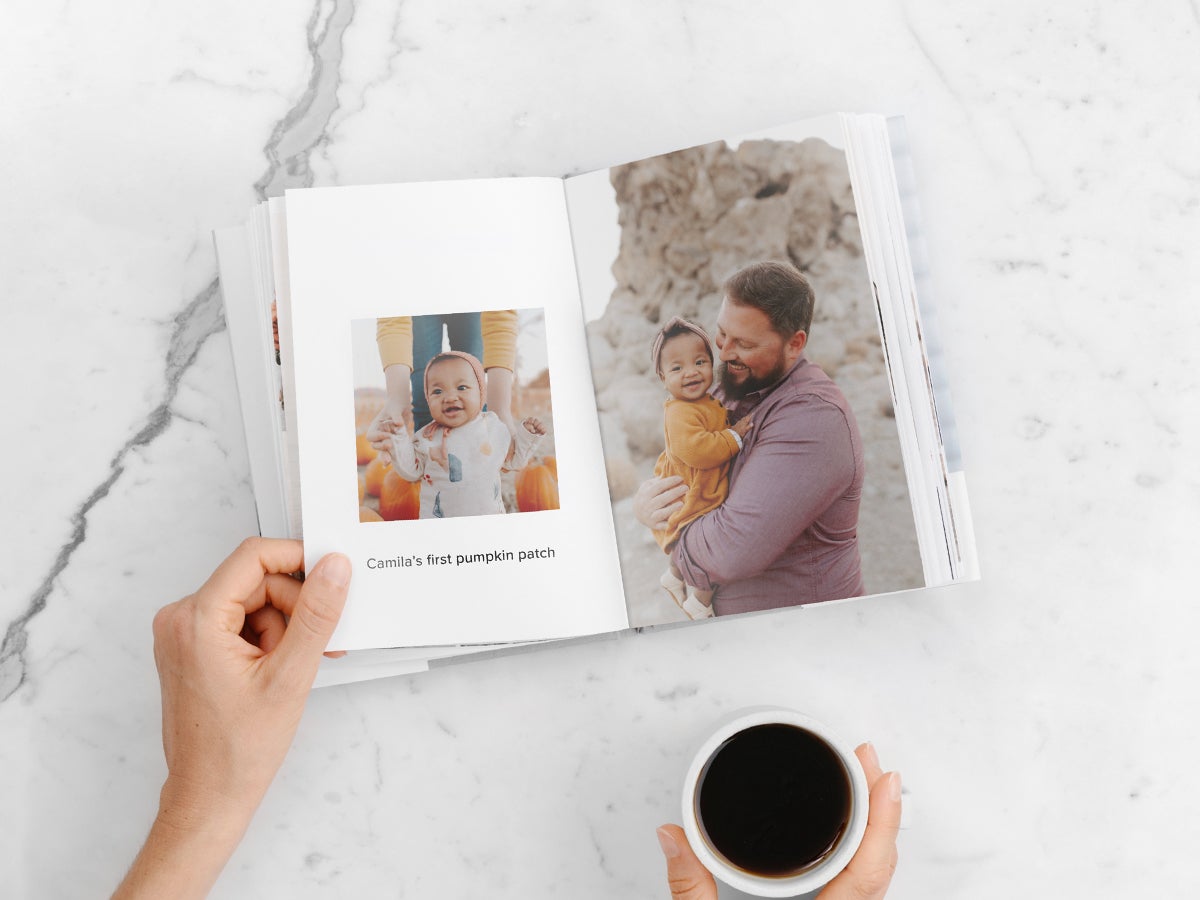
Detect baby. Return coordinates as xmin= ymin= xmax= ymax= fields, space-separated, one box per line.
xmin=387 ymin=351 xmax=545 ymax=518
xmin=651 ymin=318 xmax=752 ymax=619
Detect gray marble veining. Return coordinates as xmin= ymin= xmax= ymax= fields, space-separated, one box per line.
xmin=3 ymin=1 xmax=1199 ymax=897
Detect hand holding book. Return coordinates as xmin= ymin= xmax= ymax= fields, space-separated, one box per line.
xmin=115 ymin=538 xmax=899 ymax=897
xmin=214 ymin=113 xmax=977 ymax=664
xmin=114 ymin=540 xmax=352 ymax=899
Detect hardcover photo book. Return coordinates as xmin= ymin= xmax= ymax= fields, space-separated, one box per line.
xmin=214 ymin=113 xmax=978 ymax=686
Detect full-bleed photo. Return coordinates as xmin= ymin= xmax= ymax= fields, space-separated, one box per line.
xmin=568 ymin=121 xmax=925 ymax=627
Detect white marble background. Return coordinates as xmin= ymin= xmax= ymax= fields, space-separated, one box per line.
xmin=4 ymin=1 xmax=1199 ymax=897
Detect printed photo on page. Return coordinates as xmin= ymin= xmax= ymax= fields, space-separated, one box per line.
xmin=283 ymin=179 xmax=627 ymax=651
xmin=565 ymin=118 xmax=925 ymax=628
xmin=351 ymin=309 xmax=558 ymax=526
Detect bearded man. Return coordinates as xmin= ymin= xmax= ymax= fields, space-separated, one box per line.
xmin=634 ymin=261 xmax=866 ymax=615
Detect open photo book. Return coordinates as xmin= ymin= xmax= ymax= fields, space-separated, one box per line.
xmin=214 ymin=114 xmax=978 ymax=687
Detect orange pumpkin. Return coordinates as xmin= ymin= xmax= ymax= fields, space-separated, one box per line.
xmin=358 ymin=475 xmax=366 ymax=504
xmin=364 ymin=455 xmax=390 ymax=496
xmin=359 ymin=506 xmax=383 ymax=523
xmin=379 ymin=470 xmax=421 ymax=520
xmin=516 ymin=461 xmax=559 ymax=512
xmin=542 ymin=455 xmax=557 ymax=481
xmin=356 ymin=430 xmax=378 ymax=465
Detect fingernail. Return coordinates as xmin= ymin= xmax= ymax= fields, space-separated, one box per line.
xmin=888 ymin=771 xmax=902 ymax=802
xmin=656 ymin=827 xmax=681 ymax=859
xmin=861 ymin=741 xmax=880 ymax=770
xmin=317 ymin=554 xmax=352 ymax=587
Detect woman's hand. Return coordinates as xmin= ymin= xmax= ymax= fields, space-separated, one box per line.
xmin=113 ymin=539 xmax=351 ymax=900
xmin=367 ymin=363 xmax=415 ymax=461
xmin=657 ymin=743 xmax=901 ymax=900
xmin=366 ymin=413 xmax=404 ymax=466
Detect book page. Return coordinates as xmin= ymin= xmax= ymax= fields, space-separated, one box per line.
xmin=841 ymin=114 xmax=975 ymax=585
xmin=564 ymin=115 xmax=932 ymax=627
xmin=213 ymin=224 xmax=290 ymax=538
xmin=266 ymin=199 xmax=304 ymax=538
xmin=284 ymin=178 xmax=627 ymax=650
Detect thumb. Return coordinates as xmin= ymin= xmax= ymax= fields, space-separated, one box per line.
xmin=272 ymin=553 xmax=351 ymax=685
xmin=657 ymin=825 xmax=717 ymax=900
xmin=818 ymin=771 xmax=902 ymax=900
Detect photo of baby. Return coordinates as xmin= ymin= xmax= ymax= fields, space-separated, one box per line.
xmin=351 ymin=309 xmax=558 ymax=522
xmin=568 ymin=123 xmax=927 ymax=626
xmin=651 ymin=318 xmax=751 ymax=619
xmin=386 ymin=350 xmax=546 ymax=518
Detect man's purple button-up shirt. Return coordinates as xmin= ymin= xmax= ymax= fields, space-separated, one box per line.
xmin=672 ymin=355 xmax=866 ymax=615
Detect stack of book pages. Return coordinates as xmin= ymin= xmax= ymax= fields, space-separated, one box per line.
xmin=214 ymin=114 xmax=977 ymax=687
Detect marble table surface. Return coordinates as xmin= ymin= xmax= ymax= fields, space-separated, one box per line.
xmin=4 ymin=2 xmax=1198 ymax=897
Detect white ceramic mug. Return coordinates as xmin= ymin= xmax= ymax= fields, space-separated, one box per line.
xmin=681 ymin=707 xmax=870 ymax=898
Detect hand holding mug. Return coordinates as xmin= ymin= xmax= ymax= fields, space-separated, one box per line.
xmin=658 ymin=710 xmax=901 ymax=899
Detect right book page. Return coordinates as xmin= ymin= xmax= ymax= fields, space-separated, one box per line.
xmin=564 ymin=114 xmax=972 ymax=629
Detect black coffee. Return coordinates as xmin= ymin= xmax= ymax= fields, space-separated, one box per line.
xmin=695 ymin=724 xmax=851 ymax=878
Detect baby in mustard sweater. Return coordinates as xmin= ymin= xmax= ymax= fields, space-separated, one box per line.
xmin=651 ymin=318 xmax=752 ymax=619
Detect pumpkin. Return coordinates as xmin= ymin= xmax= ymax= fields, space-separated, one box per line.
xmin=359 ymin=506 xmax=383 ymax=523
xmin=379 ymin=470 xmax=421 ymax=520
xmin=364 ymin=455 xmax=390 ymax=496
xmin=542 ymin=455 xmax=557 ymax=481
xmin=358 ymin=475 xmax=366 ymax=504
xmin=355 ymin=429 xmax=378 ymax=466
xmin=515 ymin=461 xmax=559 ymax=512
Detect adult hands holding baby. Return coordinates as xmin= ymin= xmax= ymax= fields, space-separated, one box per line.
xmin=632 ymin=419 xmax=750 ymax=533
xmin=633 ymin=474 xmax=689 ymax=531
xmin=366 ymin=361 xmax=523 ymax=463
xmin=365 ymin=363 xmax=416 ymax=465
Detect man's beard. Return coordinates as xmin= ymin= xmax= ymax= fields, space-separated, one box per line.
xmin=717 ymin=357 xmax=789 ymax=401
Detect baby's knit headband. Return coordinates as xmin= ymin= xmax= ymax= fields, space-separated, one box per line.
xmin=651 ymin=317 xmax=714 ymax=374
xmin=424 ymin=350 xmax=486 ymax=398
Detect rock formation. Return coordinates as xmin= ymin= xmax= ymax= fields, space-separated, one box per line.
xmin=585 ymin=136 xmax=924 ymax=622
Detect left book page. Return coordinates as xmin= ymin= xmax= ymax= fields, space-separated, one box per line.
xmin=283 ymin=178 xmax=629 ymax=650
xmin=214 ymin=223 xmax=291 ymax=538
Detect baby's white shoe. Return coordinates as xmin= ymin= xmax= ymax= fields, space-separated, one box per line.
xmin=661 ymin=570 xmax=714 ymax=620
xmin=682 ymin=589 xmax=714 ymax=620
xmin=660 ymin=569 xmax=687 ymax=609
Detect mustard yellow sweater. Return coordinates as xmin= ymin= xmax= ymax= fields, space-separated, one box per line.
xmin=376 ymin=310 xmax=519 ymax=372
xmin=653 ymin=394 xmax=740 ymax=553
